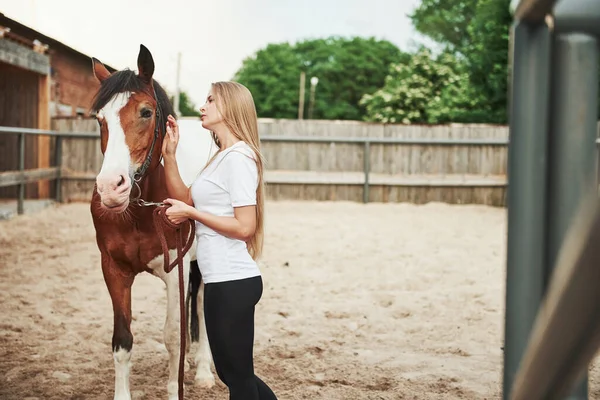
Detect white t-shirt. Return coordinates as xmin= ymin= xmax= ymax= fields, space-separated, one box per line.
xmin=190 ymin=141 xmax=261 ymax=284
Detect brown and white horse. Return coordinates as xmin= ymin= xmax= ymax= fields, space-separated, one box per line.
xmin=90 ymin=44 xmax=215 ymax=400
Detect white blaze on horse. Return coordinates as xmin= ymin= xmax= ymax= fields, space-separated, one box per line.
xmin=90 ymin=44 xmax=215 ymax=400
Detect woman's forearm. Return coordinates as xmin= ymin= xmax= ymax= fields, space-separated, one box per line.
xmin=163 ymin=156 xmax=193 ymax=205
xmin=189 ymin=208 xmax=252 ymax=242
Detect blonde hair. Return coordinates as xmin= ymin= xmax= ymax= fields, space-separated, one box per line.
xmin=207 ymin=81 xmax=265 ymax=260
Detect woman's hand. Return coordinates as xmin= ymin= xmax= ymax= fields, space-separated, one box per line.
xmin=163 ymin=198 xmax=194 ymax=225
xmin=162 ymin=114 xmax=179 ymax=159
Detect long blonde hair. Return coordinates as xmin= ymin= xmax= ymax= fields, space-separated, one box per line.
xmin=208 ymin=81 xmax=265 ymax=260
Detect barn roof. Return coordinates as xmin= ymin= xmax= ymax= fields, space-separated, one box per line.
xmin=0 ymin=12 xmax=117 ymax=72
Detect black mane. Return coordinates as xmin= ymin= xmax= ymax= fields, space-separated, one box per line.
xmin=91 ymin=69 xmax=175 ymax=135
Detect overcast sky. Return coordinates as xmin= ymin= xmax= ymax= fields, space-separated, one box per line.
xmin=1 ymin=0 xmax=435 ymax=107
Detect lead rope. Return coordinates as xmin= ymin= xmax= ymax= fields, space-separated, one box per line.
xmin=152 ymin=205 xmax=195 ymax=400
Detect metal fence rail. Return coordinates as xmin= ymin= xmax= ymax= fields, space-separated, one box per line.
xmin=2 ymin=121 xmax=600 ymax=212
xmin=0 ymin=127 xmax=99 ymax=211
xmin=260 ymin=134 xmax=509 ymax=203
xmin=0 ymin=126 xmax=517 ymax=211
xmin=504 ymin=0 xmax=600 ymax=399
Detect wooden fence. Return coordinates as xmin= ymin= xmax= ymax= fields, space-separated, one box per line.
xmin=47 ymin=117 xmax=511 ymax=206
xmin=53 ymin=118 xmax=103 ymax=204
xmin=8 ymin=117 xmax=600 ymax=207
xmin=259 ymin=119 xmax=509 ymax=205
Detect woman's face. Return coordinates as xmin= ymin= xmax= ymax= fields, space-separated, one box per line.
xmin=199 ymin=90 xmax=224 ymax=131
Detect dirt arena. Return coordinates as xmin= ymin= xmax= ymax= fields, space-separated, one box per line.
xmin=1 ymin=200 xmax=599 ymax=399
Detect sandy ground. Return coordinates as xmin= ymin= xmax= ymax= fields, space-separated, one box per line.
xmin=1 ymin=200 xmax=599 ymax=400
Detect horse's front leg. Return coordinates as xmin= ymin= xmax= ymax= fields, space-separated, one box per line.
xmin=102 ymin=255 xmax=135 ymax=400
xmin=156 ymin=250 xmax=191 ymax=400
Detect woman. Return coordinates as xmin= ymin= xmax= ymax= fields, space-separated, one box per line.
xmin=160 ymin=81 xmax=277 ymax=400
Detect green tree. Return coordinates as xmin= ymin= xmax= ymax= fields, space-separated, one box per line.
xmin=233 ymin=43 xmax=303 ymax=119
xmin=408 ymin=0 xmax=512 ymax=123
xmin=295 ymin=37 xmax=411 ymax=120
xmin=233 ymin=37 xmax=410 ymax=120
xmin=178 ymin=91 xmax=200 ymax=117
xmin=462 ymin=0 xmax=512 ymax=123
xmin=408 ymin=0 xmax=479 ymax=54
xmin=167 ymin=90 xmax=201 ymax=117
xmin=361 ymin=48 xmax=474 ymax=124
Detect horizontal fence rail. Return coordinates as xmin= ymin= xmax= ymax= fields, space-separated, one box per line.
xmin=0 ymin=167 xmax=60 ymax=188
xmin=7 ymin=126 xmax=600 ymax=144
xmin=2 ymin=124 xmax=600 ymax=212
xmin=260 ymin=135 xmax=510 ymax=146
xmin=0 ymin=126 xmax=99 ymax=138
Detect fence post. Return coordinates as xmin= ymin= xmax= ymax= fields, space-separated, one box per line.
xmin=17 ymin=132 xmax=25 ymax=215
xmin=503 ymin=20 xmax=551 ymax=399
xmin=55 ymin=136 xmax=63 ymax=203
xmin=363 ymin=140 xmax=370 ymax=203
xmin=545 ymin=32 xmax=599 ymax=400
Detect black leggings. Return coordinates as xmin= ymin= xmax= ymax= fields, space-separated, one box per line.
xmin=203 ymin=276 xmax=277 ymax=400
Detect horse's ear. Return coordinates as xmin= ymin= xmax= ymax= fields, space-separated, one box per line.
xmin=92 ymin=57 xmax=111 ymax=82
xmin=137 ymin=44 xmax=154 ymax=84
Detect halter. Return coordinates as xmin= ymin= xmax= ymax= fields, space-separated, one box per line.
xmin=128 ymin=89 xmax=191 ymax=400
xmin=130 ymin=87 xmax=165 ymax=207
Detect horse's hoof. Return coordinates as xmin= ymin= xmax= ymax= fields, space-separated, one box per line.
xmin=167 ymin=382 xmax=182 ymax=400
xmin=194 ymin=374 xmax=215 ymax=389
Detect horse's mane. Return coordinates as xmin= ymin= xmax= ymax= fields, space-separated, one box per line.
xmin=91 ymin=69 xmax=175 ymax=135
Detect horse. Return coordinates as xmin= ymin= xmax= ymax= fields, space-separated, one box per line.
xmin=89 ymin=44 xmax=216 ymax=400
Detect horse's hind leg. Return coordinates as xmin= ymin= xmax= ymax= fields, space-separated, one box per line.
xmin=189 ymin=261 xmax=214 ymax=387
xmin=102 ymin=257 xmax=135 ymax=400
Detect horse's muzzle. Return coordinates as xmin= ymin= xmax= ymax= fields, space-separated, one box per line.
xmin=96 ymin=173 xmax=132 ymax=212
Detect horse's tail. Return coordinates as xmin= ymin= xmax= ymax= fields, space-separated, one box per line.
xmin=188 ymin=260 xmax=202 ymax=342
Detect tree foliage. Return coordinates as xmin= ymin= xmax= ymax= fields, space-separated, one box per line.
xmin=178 ymin=91 xmax=201 ymax=117
xmin=233 ymin=37 xmax=410 ymax=120
xmin=462 ymin=0 xmax=512 ymax=123
xmin=231 ymin=1 xmax=520 ymax=124
xmin=360 ymin=48 xmax=458 ymax=123
xmin=363 ymin=0 xmax=512 ymax=124
xmin=408 ymin=0 xmax=479 ymax=54
xmin=232 ymin=43 xmax=302 ymax=119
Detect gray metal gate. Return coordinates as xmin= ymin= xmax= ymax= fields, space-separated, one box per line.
xmin=504 ymin=0 xmax=600 ymax=398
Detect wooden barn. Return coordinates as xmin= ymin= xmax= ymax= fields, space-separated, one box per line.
xmin=0 ymin=13 xmax=114 ymax=199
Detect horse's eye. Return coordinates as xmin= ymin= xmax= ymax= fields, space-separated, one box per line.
xmin=141 ymin=109 xmax=153 ymax=118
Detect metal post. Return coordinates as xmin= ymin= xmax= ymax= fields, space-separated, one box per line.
xmin=298 ymin=71 xmax=306 ymax=120
xmin=545 ymin=32 xmax=599 ymax=400
xmin=553 ymin=0 xmax=600 ymax=39
xmin=363 ymin=141 xmax=370 ymax=203
xmin=55 ymin=136 xmax=63 ymax=203
xmin=503 ymin=20 xmax=551 ymax=399
xmin=308 ymin=77 xmax=319 ymax=120
xmin=17 ymin=132 xmax=25 ymax=215
xmin=173 ymin=52 xmax=181 ymax=117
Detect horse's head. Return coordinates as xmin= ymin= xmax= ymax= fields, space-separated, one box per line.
xmin=90 ymin=45 xmax=173 ymax=213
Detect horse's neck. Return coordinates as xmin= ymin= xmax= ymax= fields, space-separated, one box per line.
xmin=138 ymin=165 xmax=168 ymax=203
